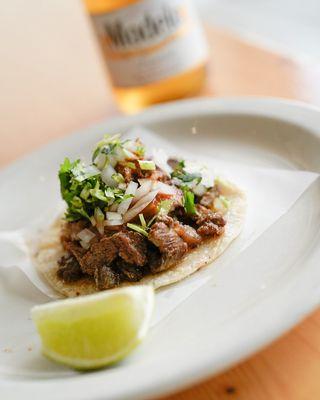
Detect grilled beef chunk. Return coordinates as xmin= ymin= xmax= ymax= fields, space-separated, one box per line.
xmin=199 ymin=186 xmax=220 ymax=208
xmin=199 ymin=192 xmax=214 ymax=208
xmin=94 ymin=265 xmax=120 ymax=290
xmin=157 ymin=214 xmax=201 ymax=248
xmin=194 ymin=205 xmax=226 ymax=227
xmin=61 ymin=220 xmax=89 ymax=242
xmin=156 ymin=214 xmax=174 ymax=226
xmin=197 ymin=222 xmax=224 ymax=237
xmin=171 ymin=206 xmax=197 ymax=227
xmin=116 ymin=259 xmax=145 ymax=282
xmin=172 ymin=221 xmax=201 ymax=247
xmin=62 ymin=241 xmax=87 ymax=265
xmin=192 ymin=205 xmax=226 ymax=238
xmin=57 ymin=255 xmax=84 ymax=282
xmin=199 ymin=194 xmax=213 ymax=208
xmin=167 ymin=158 xmax=179 ymax=169
xmin=116 ymin=160 xmax=144 ymax=183
xmin=80 ymin=237 xmax=118 ymax=275
xmin=112 ymin=231 xmax=147 ymax=266
xmin=116 ymin=164 xmax=133 ymax=183
xmin=116 ymin=160 xmax=169 ymax=183
xmin=147 ymin=244 xmax=162 ymax=273
xmin=58 ymin=187 xmax=228 ymax=288
xmin=148 ymin=221 xmax=187 ymax=271
xmin=147 ymin=168 xmax=170 ymax=182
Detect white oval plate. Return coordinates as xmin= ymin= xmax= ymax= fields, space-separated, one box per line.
xmin=1 ymin=98 xmax=320 ymax=400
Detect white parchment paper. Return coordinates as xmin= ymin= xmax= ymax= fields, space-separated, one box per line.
xmin=0 ymin=127 xmax=318 ymax=327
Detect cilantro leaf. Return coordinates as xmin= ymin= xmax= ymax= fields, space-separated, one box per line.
xmin=127 ymin=223 xmax=149 ymax=237
xmin=58 ymin=157 xmax=128 ymax=222
xmin=157 ymin=199 xmax=173 ymax=215
xmin=183 ymin=188 xmax=196 ymax=215
xmin=171 ymin=160 xmax=201 ymax=185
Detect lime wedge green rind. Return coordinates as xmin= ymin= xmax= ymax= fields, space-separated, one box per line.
xmin=31 ymin=286 xmax=154 ymax=370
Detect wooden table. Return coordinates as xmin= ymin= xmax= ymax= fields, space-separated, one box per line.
xmin=2 ymin=18 xmax=320 ymax=399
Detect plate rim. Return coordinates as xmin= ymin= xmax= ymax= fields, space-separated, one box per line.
xmin=2 ymin=96 xmax=320 ymax=179
xmin=1 ymin=96 xmax=320 ymax=400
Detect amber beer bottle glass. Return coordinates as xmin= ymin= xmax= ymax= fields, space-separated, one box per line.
xmin=83 ymin=0 xmax=208 ymax=113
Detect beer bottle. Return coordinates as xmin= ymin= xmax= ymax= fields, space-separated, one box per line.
xmin=84 ymin=0 xmax=208 ymax=113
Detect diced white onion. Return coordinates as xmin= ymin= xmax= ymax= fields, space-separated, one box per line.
xmin=152 ymin=148 xmax=172 ymax=176
xmin=113 ymin=146 xmax=125 ymax=162
xmin=123 ymin=148 xmax=136 ymax=159
xmin=201 ymin=172 xmax=214 ymax=188
xmin=83 ymin=165 xmax=100 ymax=178
xmin=106 ymin=212 xmax=122 ymax=221
xmin=79 ymin=240 xmax=90 ymax=250
xmin=193 ymin=184 xmax=207 ymax=197
xmin=104 ymin=219 xmax=123 ymax=226
xmin=153 ymin=181 xmax=177 ymax=195
xmin=95 ymin=153 xmax=107 ymax=170
xmin=184 ymin=160 xmax=214 ymax=188
xmin=101 ymin=164 xmax=117 ymax=187
xmin=183 ymin=160 xmax=201 ymax=174
xmin=108 ymin=155 xmax=118 ymax=168
xmin=172 ymin=177 xmax=182 ymax=187
xmin=126 ymin=181 xmax=138 ymax=195
xmin=132 ymin=189 xmax=158 ymax=210
xmin=123 ymin=190 xmax=158 ymax=223
xmin=117 ymin=181 xmax=138 ymax=215
xmin=123 ymin=139 xmax=134 ymax=150
xmin=114 ymin=146 xmax=136 ymax=162
xmin=132 ymin=179 xmax=153 ymax=204
xmin=117 ymin=198 xmax=131 ymax=215
xmin=123 ymin=203 xmax=149 ymax=223
xmin=138 ymin=160 xmax=155 ymax=170
xmin=188 ymin=180 xmax=198 ymax=190
xmin=77 ymin=229 xmax=96 ymax=249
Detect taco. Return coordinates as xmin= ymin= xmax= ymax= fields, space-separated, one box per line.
xmin=34 ymin=134 xmax=246 ymax=297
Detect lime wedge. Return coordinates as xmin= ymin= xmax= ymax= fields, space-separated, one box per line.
xmin=31 ymin=286 xmax=154 ymax=370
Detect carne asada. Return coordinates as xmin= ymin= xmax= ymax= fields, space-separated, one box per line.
xmin=35 ymin=133 xmax=246 ymax=296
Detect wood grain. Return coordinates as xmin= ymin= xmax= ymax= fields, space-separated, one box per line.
xmin=1 ymin=12 xmax=320 ymax=399
xmin=159 ymin=310 xmax=320 ymax=400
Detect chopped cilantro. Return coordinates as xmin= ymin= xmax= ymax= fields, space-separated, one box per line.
xmin=92 ymin=134 xmax=122 ymax=165
xmin=138 ymin=160 xmax=156 ymax=170
xmin=127 ymin=223 xmax=149 ymax=237
xmin=94 ymin=207 xmax=104 ymax=222
xmin=171 ymin=159 xmax=209 ymax=212
xmin=146 ymin=216 xmax=156 ymax=228
xmin=59 ymin=135 xmax=201 ymax=225
xmin=183 ymin=188 xmax=196 ymax=215
xmin=58 ymin=157 xmax=126 ymax=222
xmin=136 ymin=145 xmax=145 ymax=157
xmin=111 ymin=173 xmax=125 ymax=184
xmin=175 ymin=160 xmax=185 ymax=171
xmin=157 ymin=199 xmax=173 ymax=215
xmin=125 ymin=161 xmax=136 ymax=169
xmin=171 ymin=159 xmax=201 ymax=184
xmin=139 ymin=213 xmax=147 ymax=228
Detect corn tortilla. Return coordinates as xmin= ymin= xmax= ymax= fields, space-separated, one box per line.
xmin=33 ymin=180 xmax=246 ymax=297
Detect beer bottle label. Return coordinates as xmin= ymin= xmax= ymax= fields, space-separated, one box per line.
xmin=92 ymin=0 xmax=208 ymax=87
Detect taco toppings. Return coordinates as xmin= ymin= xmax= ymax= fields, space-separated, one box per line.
xmin=55 ymin=134 xmax=232 ymax=291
